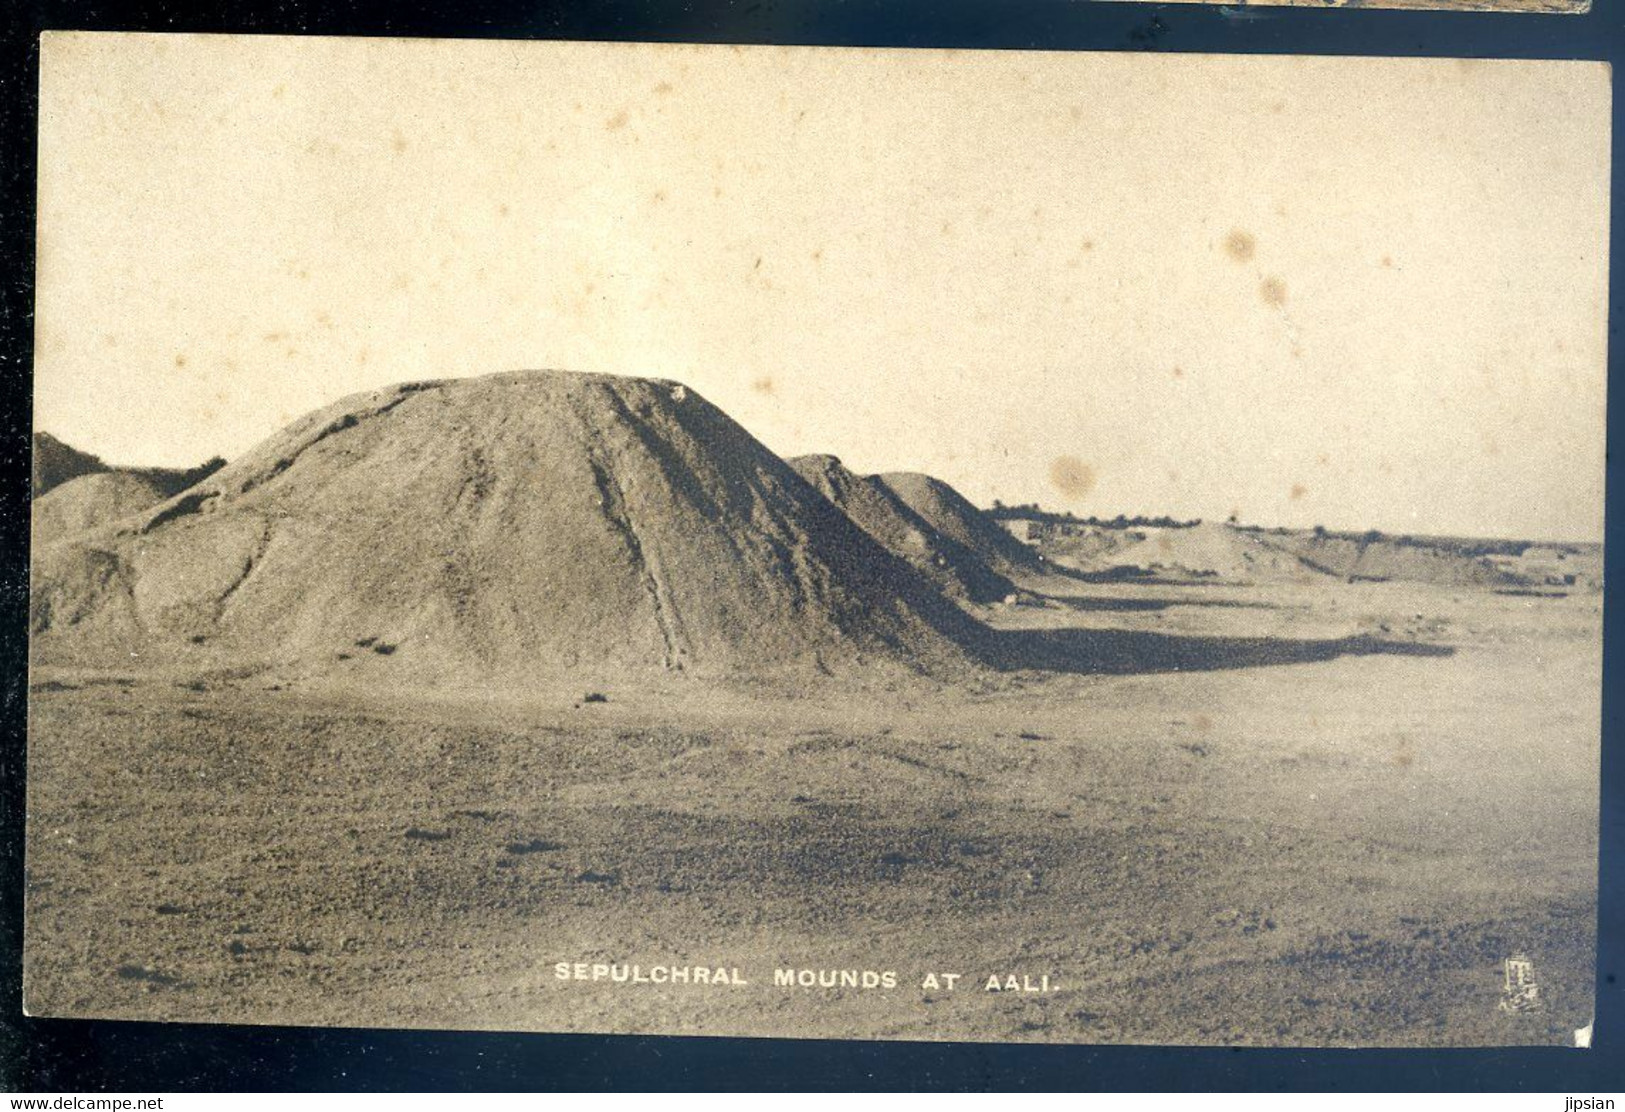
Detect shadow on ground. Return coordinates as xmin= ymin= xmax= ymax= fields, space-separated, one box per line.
xmin=1049 ymin=595 xmax=1281 ymax=613
xmin=981 ymin=628 xmax=1454 ymax=675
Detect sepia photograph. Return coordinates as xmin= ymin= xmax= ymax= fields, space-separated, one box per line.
xmin=23 ymin=34 xmax=1607 ymax=1048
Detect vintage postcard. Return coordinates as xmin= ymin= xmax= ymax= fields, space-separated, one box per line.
xmin=26 ymin=35 xmax=1607 ymax=1046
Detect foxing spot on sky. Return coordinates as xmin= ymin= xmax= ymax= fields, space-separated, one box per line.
xmin=33 ymin=34 xmax=1610 ymax=541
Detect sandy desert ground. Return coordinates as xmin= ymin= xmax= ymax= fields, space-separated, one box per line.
xmin=24 ymin=572 xmax=1599 ymax=1046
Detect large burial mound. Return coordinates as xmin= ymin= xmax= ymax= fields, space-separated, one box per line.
xmin=31 ymin=371 xmax=984 ymax=686
xmin=873 ymin=471 xmax=1047 ymax=580
xmin=32 ymin=459 xmax=228 ymax=547
xmin=789 ymin=455 xmax=1015 ymax=605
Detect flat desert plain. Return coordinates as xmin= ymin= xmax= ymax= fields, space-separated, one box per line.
xmin=25 ymin=574 xmax=1599 ymax=1046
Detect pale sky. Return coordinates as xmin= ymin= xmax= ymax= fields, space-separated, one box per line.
xmin=34 ymin=35 xmax=1610 ymax=540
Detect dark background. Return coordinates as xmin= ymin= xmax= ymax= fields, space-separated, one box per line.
xmin=0 ymin=0 xmax=1620 ymax=1092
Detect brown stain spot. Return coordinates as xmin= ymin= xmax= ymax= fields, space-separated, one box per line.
xmin=102 ymin=334 xmax=118 ymax=348
xmin=605 ymin=110 xmax=629 ymax=131
xmin=357 ymin=348 xmax=369 ymax=366
xmin=1270 ymin=99 xmax=1287 ymax=114
xmin=262 ymin=332 xmax=285 ymax=343
xmin=753 ymin=256 xmax=763 ymax=271
xmin=1081 ymin=239 xmax=1094 ymax=252
xmin=1485 ymin=440 xmax=1501 ymax=458
xmin=810 ymin=248 xmax=823 ymax=262
xmin=1193 ymin=713 xmax=1213 ymax=732
xmin=272 ymin=83 xmax=286 ymax=99
xmin=174 ymin=354 xmax=187 ymax=368
xmin=751 ymin=376 xmax=774 ymax=395
xmin=1317 ymin=453 xmax=1330 ymax=466
xmin=1048 ymin=456 xmax=1095 ymax=500
xmin=713 ymin=186 xmax=723 ymax=199
xmin=1069 ymin=105 xmax=1084 ymax=121
xmin=1172 ymin=366 xmax=1184 ymax=379
xmin=498 ymin=203 xmax=510 ymax=218
xmin=391 ymin=132 xmax=408 ymax=154
xmin=1224 ymin=230 xmax=1256 ymax=263
xmin=316 ymin=311 xmax=332 ymax=328
xmin=654 ymin=82 xmax=674 ymax=96
xmin=1290 ymin=483 xmax=1308 ymax=501
xmin=1260 ymin=276 xmax=1288 ymax=307
xmin=1392 ymin=737 xmax=1414 ymax=768
xmin=651 ymin=189 xmax=667 ymax=203
xmin=1157 ymin=534 xmax=1173 ymax=554
xmin=1381 ymin=255 xmax=1394 ymax=268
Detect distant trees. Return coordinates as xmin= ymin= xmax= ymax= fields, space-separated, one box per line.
xmin=985 ymin=501 xmax=1200 ymax=529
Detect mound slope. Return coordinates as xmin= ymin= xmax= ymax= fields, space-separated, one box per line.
xmin=31 ymin=371 xmax=984 ymax=684
xmin=789 ymin=455 xmax=1015 ymax=605
xmin=873 ymin=472 xmax=1046 ymax=579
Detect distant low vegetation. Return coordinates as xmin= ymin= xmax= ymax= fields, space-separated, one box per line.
xmin=1236 ymin=522 xmax=1551 ymax=559
xmin=988 ymin=502 xmax=1201 ymax=529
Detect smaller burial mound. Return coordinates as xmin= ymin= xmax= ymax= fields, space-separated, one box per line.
xmin=873 ymin=472 xmax=1047 ymax=579
xmin=32 ymin=432 xmax=106 ymax=497
xmin=32 ymin=462 xmax=223 ymax=547
xmin=34 ymin=472 xmax=177 ymax=547
xmin=1110 ymin=522 xmax=1321 ymax=583
xmin=789 ymin=454 xmax=1016 ymax=605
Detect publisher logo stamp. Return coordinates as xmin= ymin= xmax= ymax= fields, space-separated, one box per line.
xmin=1500 ymin=953 xmax=1541 ymax=1014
